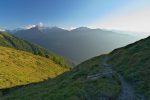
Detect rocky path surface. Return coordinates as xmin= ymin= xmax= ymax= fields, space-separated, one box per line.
xmin=103 ymin=57 xmax=147 ymax=100
xmin=102 ymin=57 xmax=136 ymax=100
xmin=87 ymin=56 xmax=146 ymax=100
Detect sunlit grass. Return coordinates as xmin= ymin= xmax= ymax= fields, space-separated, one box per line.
xmin=2 ymin=55 xmax=120 ymax=100
xmin=0 ymin=46 xmax=69 ymax=89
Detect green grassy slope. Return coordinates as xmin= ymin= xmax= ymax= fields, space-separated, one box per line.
xmin=1 ymin=32 xmax=149 ymax=100
xmin=0 ymin=32 xmax=69 ymax=68
xmin=1 ymin=55 xmax=120 ymax=100
xmin=108 ymin=36 xmax=150 ymax=99
xmin=0 ymin=46 xmax=69 ymax=89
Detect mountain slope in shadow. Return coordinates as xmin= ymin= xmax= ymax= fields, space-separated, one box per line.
xmin=108 ymin=36 xmax=150 ymax=99
xmin=0 ymin=31 xmax=70 ymax=67
xmin=13 ymin=26 xmax=141 ymax=63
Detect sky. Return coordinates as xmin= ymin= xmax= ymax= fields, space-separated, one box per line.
xmin=0 ymin=0 xmax=150 ymax=33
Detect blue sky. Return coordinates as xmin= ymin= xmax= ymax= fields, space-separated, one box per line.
xmin=0 ymin=0 xmax=150 ymax=32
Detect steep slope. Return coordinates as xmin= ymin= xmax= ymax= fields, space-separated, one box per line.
xmin=108 ymin=36 xmax=150 ymax=99
xmin=0 ymin=32 xmax=69 ymax=67
xmin=13 ymin=26 xmax=141 ymax=63
xmin=2 ymin=35 xmax=149 ymax=100
xmin=0 ymin=46 xmax=69 ymax=89
xmin=1 ymin=55 xmax=121 ymax=100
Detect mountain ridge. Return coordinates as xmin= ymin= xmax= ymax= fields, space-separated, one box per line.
xmin=11 ymin=26 xmax=141 ymax=63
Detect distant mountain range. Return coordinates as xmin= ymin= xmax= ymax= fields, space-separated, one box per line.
xmin=9 ymin=26 xmax=142 ymax=64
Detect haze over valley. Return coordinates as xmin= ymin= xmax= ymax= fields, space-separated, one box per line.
xmin=0 ymin=0 xmax=150 ymax=100
xmin=9 ymin=25 xmax=142 ymax=64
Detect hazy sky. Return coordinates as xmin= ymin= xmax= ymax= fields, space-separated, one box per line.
xmin=0 ymin=0 xmax=150 ymax=32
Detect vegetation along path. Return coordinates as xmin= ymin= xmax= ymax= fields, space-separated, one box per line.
xmin=87 ymin=56 xmax=145 ymax=100
xmin=104 ymin=57 xmax=147 ymax=100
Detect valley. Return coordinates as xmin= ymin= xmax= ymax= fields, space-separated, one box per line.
xmin=0 ymin=0 xmax=149 ymax=100
xmin=1 ymin=34 xmax=149 ymax=100
xmin=12 ymin=26 xmax=142 ymax=64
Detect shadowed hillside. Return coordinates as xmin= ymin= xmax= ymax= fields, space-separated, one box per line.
xmin=13 ymin=26 xmax=141 ymax=63
xmin=0 ymin=32 xmax=70 ymax=68
xmin=108 ymin=36 xmax=150 ymax=99
xmin=1 ymin=35 xmax=149 ymax=100
xmin=1 ymin=55 xmax=121 ymax=100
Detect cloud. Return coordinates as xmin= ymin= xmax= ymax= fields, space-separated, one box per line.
xmin=24 ymin=24 xmax=36 ymax=29
xmin=0 ymin=28 xmax=5 ymax=31
xmin=68 ymin=27 xmax=77 ymax=30
xmin=38 ymin=22 xmax=44 ymax=27
xmin=23 ymin=22 xmax=44 ymax=29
